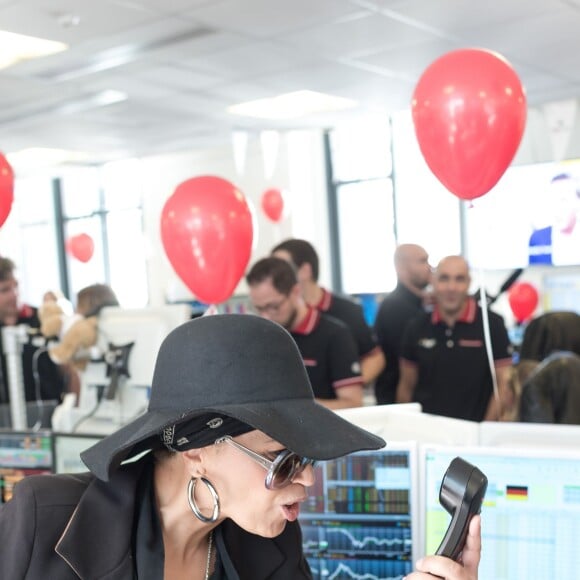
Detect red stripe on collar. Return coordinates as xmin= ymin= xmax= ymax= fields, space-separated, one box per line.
xmin=431 ymin=297 xmax=477 ymax=324
xmin=292 ymin=306 xmax=320 ymax=335
xmin=315 ymin=287 xmax=333 ymax=312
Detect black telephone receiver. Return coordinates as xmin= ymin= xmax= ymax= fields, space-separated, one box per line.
xmin=435 ymin=457 xmax=488 ymax=561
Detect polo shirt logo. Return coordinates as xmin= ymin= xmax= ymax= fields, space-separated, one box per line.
xmin=458 ymin=339 xmax=483 ymax=347
xmin=303 ymin=358 xmax=317 ymax=367
xmin=418 ymin=338 xmax=436 ymax=349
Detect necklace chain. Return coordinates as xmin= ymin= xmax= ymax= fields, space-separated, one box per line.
xmin=204 ymin=531 xmax=213 ymax=580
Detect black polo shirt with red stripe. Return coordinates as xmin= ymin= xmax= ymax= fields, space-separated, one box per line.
xmin=400 ymin=298 xmax=512 ymax=421
xmin=291 ymin=307 xmax=363 ymax=400
xmin=0 ymin=305 xmax=65 ymax=404
xmin=315 ymin=288 xmax=381 ymax=360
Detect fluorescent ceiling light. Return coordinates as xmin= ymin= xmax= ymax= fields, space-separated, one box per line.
xmin=6 ymin=148 xmax=91 ymax=169
xmin=227 ymin=90 xmax=357 ymax=120
xmin=0 ymin=30 xmax=67 ymax=70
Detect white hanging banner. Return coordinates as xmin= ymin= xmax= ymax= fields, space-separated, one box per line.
xmin=542 ymin=99 xmax=578 ymax=161
xmin=231 ymin=130 xmax=249 ymax=176
xmin=260 ymin=130 xmax=280 ymax=180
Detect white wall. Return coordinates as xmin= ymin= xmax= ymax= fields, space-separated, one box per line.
xmin=138 ymin=129 xmax=330 ymax=306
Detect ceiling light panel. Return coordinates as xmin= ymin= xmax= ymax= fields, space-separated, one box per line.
xmin=227 ymin=90 xmax=357 ymax=120
xmin=0 ymin=30 xmax=67 ymax=70
xmin=0 ymin=0 xmax=155 ymax=45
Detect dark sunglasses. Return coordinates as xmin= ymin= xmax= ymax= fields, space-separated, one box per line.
xmin=216 ymin=435 xmax=316 ymax=489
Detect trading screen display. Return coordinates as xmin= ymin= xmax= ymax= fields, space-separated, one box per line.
xmin=300 ymin=446 xmax=416 ymax=580
xmin=424 ymin=446 xmax=580 ymax=579
xmin=0 ymin=430 xmax=53 ymax=503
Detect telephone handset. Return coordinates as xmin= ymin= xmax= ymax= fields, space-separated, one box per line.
xmin=435 ymin=457 xmax=488 ymax=561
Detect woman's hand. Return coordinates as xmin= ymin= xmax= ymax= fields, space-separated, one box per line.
xmin=405 ymin=516 xmax=481 ymax=580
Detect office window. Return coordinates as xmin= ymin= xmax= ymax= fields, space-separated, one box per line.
xmin=12 ymin=176 xmax=61 ymax=306
xmin=331 ymin=120 xmax=392 ymax=182
xmin=60 ymin=161 xmax=148 ymax=307
xmin=329 ymin=121 xmax=396 ymax=294
xmin=337 ymin=179 xmax=396 ymax=294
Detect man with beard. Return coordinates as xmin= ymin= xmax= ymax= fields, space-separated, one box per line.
xmin=271 ymin=239 xmax=385 ymax=387
xmin=396 ymin=256 xmax=512 ymax=421
xmin=373 ymin=244 xmax=432 ymax=404
xmin=246 ymin=257 xmax=363 ymax=409
xmin=0 ymin=257 xmax=65 ymax=406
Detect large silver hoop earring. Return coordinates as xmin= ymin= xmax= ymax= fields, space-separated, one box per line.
xmin=187 ymin=477 xmax=220 ymax=523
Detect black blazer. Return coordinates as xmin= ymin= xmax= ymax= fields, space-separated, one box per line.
xmin=0 ymin=457 xmax=312 ymax=579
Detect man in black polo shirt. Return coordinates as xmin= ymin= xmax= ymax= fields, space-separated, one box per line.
xmin=246 ymin=257 xmax=363 ymax=409
xmin=0 ymin=257 xmax=65 ymax=406
xmin=374 ymin=244 xmax=432 ymax=404
xmin=396 ymin=255 xmax=512 ymax=421
xmin=271 ymin=239 xmax=385 ymax=387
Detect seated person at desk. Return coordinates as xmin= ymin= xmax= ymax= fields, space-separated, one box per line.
xmin=0 ymin=256 xmax=65 ymax=405
xmin=246 ymin=257 xmax=364 ymax=410
xmin=39 ymin=283 xmax=120 ymax=403
xmin=40 ymin=283 xmax=119 ymax=368
xmin=0 ymin=315 xmax=481 ymax=580
xmin=518 ymin=351 xmax=580 ymax=424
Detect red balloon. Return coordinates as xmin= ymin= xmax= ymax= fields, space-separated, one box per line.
xmin=412 ymin=48 xmax=527 ymax=200
xmin=508 ymin=282 xmax=539 ymax=324
xmin=160 ymin=175 xmax=254 ymax=304
xmin=261 ymin=188 xmax=285 ymax=222
xmin=66 ymin=233 xmax=94 ymax=263
xmin=0 ymin=153 xmax=15 ymax=228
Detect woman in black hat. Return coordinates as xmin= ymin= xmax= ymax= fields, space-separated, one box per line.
xmin=0 ymin=315 xmax=481 ymax=579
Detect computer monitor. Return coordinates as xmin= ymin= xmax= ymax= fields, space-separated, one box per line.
xmin=543 ymin=273 xmax=580 ymax=313
xmin=52 ymin=432 xmax=104 ymax=474
xmin=422 ymin=445 xmax=580 ymax=579
xmin=0 ymin=429 xmax=53 ymax=503
xmin=300 ymin=442 xmax=419 ymax=579
xmin=55 ymin=304 xmax=191 ymax=433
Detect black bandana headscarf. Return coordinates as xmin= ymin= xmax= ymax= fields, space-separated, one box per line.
xmin=160 ymin=412 xmax=254 ymax=451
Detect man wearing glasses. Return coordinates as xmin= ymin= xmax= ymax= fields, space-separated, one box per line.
xmin=246 ymin=257 xmax=364 ymax=410
xmin=271 ymin=239 xmax=385 ymax=387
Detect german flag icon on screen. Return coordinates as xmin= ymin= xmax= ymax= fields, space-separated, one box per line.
xmin=506 ymin=485 xmax=528 ymax=500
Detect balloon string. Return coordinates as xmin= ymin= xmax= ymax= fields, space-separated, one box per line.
xmin=478 ymin=264 xmax=501 ymax=416
xmin=469 ymin=199 xmax=501 ymax=417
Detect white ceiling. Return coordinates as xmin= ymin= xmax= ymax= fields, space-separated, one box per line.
xmin=2 ymin=0 xmax=580 ymax=165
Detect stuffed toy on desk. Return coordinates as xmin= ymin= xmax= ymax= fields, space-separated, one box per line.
xmin=38 ymin=285 xmax=119 ymax=370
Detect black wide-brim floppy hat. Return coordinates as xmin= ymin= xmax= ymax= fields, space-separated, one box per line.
xmin=82 ymin=314 xmax=385 ymax=480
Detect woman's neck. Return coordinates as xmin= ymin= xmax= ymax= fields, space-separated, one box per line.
xmin=154 ymin=457 xmax=218 ymax=578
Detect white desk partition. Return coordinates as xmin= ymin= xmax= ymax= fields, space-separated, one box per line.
xmin=479 ymin=420 xmax=580 ymax=449
xmin=336 ymin=407 xmax=480 ymax=446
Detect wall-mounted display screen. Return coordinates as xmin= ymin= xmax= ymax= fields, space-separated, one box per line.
xmin=465 ymin=159 xmax=580 ymax=269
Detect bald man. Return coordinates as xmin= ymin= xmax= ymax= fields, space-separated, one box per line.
xmin=396 ymin=256 xmax=513 ymax=421
xmin=373 ymin=244 xmax=432 ymax=404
